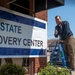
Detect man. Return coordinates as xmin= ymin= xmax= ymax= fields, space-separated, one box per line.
xmin=54 ymin=15 xmax=75 ymax=70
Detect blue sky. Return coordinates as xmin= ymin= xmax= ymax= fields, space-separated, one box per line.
xmin=48 ymin=0 xmax=75 ymax=39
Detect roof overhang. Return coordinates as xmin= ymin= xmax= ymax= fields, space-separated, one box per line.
xmin=6 ymin=0 xmax=64 ymax=13
xmin=35 ymin=0 xmax=64 ymax=12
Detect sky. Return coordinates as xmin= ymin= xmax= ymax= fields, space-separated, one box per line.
xmin=48 ymin=0 xmax=75 ymax=40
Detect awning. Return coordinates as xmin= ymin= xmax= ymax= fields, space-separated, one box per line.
xmin=6 ymin=0 xmax=64 ymax=13
xmin=35 ymin=0 xmax=64 ymax=12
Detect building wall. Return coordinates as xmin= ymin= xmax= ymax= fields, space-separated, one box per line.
xmin=34 ymin=6 xmax=48 ymax=74
xmin=1 ymin=58 xmax=22 ymax=66
xmin=35 ymin=10 xmax=48 ymax=21
xmin=34 ymin=9 xmax=47 ymax=75
xmin=1 ymin=57 xmax=47 ymax=74
xmin=0 ymin=0 xmax=47 ymax=75
xmin=34 ymin=57 xmax=47 ymax=73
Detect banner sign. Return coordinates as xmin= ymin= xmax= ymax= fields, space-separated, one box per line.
xmin=0 ymin=7 xmax=47 ymax=58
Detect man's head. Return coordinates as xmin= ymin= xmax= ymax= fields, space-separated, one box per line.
xmin=55 ymin=15 xmax=62 ymax=25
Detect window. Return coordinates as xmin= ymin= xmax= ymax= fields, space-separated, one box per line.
xmin=5 ymin=58 xmax=13 ymax=64
xmin=22 ymin=58 xmax=29 ymax=74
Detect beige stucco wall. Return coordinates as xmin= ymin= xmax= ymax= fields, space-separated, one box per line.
xmin=1 ymin=58 xmax=22 ymax=66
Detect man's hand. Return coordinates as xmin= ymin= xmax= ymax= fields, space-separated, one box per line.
xmin=55 ymin=29 xmax=58 ymax=35
xmin=54 ymin=29 xmax=58 ymax=37
xmin=57 ymin=40 xmax=63 ymax=44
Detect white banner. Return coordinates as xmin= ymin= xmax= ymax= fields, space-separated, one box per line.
xmin=0 ymin=7 xmax=47 ymax=57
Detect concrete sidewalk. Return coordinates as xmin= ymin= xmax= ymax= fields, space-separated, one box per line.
xmin=72 ymin=71 xmax=75 ymax=75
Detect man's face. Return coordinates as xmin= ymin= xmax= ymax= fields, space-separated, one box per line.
xmin=55 ymin=16 xmax=62 ymax=25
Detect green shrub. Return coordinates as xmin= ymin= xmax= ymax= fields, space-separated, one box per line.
xmin=0 ymin=63 xmax=25 ymax=75
xmin=39 ymin=63 xmax=71 ymax=75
